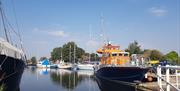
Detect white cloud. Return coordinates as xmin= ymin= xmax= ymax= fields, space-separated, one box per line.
xmin=149 ymin=7 xmax=167 ymax=16
xmin=48 ymin=30 xmax=67 ymax=37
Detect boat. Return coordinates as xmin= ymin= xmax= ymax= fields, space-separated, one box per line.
xmin=77 ymin=62 xmax=94 ymax=70
xmin=0 ymin=2 xmax=26 ymax=91
xmin=77 ymin=26 xmax=94 ymax=70
xmin=37 ymin=59 xmax=51 ymax=68
xmin=95 ymin=42 xmax=151 ymax=91
xmin=77 ymin=52 xmax=94 ymax=70
xmin=57 ymin=45 xmax=72 ymax=69
xmin=57 ymin=61 xmax=72 ymax=69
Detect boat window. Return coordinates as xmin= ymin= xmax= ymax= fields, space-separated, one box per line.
xmin=124 ymin=54 xmax=128 ymax=56
xmin=119 ymin=53 xmax=123 ymax=56
xmin=112 ymin=53 xmax=117 ymax=56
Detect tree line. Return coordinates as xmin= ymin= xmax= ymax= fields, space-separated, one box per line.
xmin=125 ymin=41 xmax=180 ymax=64
xmin=28 ymin=41 xmax=180 ymax=65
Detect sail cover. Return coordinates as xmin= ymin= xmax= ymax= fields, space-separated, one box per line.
xmin=0 ymin=37 xmax=24 ymax=59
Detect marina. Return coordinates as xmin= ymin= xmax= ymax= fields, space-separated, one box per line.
xmin=0 ymin=0 xmax=179 ymax=91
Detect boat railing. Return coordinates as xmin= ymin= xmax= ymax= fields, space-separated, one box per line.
xmin=156 ymin=65 xmax=180 ymax=91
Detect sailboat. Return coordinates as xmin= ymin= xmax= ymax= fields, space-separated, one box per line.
xmin=77 ymin=25 xmax=94 ymax=70
xmin=77 ymin=53 xmax=94 ymax=70
xmin=57 ymin=45 xmax=72 ymax=69
xmin=0 ymin=1 xmax=26 ymax=91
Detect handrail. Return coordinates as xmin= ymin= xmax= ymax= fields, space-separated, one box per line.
xmin=157 ymin=65 xmax=180 ymax=91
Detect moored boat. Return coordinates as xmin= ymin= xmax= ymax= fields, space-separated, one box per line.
xmin=0 ymin=1 xmax=26 ymax=91
xmin=95 ymin=42 xmax=151 ymax=91
xmin=37 ymin=59 xmax=51 ymax=68
xmin=57 ymin=62 xmax=72 ymax=69
xmin=77 ymin=63 xmax=94 ymax=70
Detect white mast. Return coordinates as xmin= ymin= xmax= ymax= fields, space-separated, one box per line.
xmin=73 ymin=44 xmax=76 ymax=64
xmin=61 ymin=48 xmax=63 ymax=62
xmin=69 ymin=45 xmax=71 ymax=63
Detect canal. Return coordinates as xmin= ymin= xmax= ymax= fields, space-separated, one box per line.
xmin=20 ymin=67 xmax=148 ymax=91
xmin=20 ymin=67 xmax=100 ymax=91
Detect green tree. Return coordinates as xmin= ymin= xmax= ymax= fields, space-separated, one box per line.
xmin=51 ymin=47 xmax=62 ymax=62
xmin=31 ymin=56 xmax=37 ymax=65
xmin=143 ymin=49 xmax=163 ymax=60
xmin=125 ymin=41 xmax=142 ymax=55
xmin=39 ymin=57 xmax=47 ymax=61
xmin=51 ymin=41 xmax=85 ymax=63
xmin=150 ymin=50 xmax=163 ymax=60
xmin=90 ymin=53 xmax=99 ymax=61
xmin=164 ymin=51 xmax=179 ymax=64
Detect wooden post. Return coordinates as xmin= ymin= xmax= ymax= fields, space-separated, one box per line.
xmin=166 ymin=65 xmax=170 ymax=91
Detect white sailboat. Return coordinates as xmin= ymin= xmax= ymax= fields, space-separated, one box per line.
xmin=77 ymin=25 xmax=94 ymax=70
xmin=77 ymin=53 xmax=94 ymax=70
xmin=57 ymin=46 xmax=72 ymax=69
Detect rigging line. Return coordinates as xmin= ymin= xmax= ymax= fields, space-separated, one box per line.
xmin=3 ymin=14 xmax=19 ymax=37
xmin=6 ymin=26 xmax=13 ymax=44
xmin=0 ymin=1 xmax=9 ymax=42
xmin=11 ymin=0 xmax=23 ymax=45
xmin=11 ymin=0 xmax=27 ymax=61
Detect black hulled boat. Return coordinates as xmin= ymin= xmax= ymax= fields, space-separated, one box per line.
xmin=95 ymin=43 xmax=151 ymax=91
xmin=0 ymin=1 xmax=26 ymax=91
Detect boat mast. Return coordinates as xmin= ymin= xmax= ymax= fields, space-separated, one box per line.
xmin=0 ymin=1 xmax=9 ymax=42
xmin=73 ymin=44 xmax=76 ymax=64
xmin=69 ymin=45 xmax=71 ymax=63
xmin=89 ymin=24 xmax=92 ymax=63
xmin=61 ymin=48 xmax=63 ymax=61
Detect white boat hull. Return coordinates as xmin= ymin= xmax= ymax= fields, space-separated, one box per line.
xmin=57 ymin=64 xmax=72 ymax=69
xmin=37 ymin=64 xmax=50 ymax=68
xmin=77 ymin=64 xmax=94 ymax=70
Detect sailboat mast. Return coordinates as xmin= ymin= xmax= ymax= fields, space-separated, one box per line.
xmin=73 ymin=44 xmax=76 ymax=64
xmin=69 ymin=45 xmax=71 ymax=62
xmin=0 ymin=2 xmax=9 ymax=42
xmin=61 ymin=48 xmax=63 ymax=61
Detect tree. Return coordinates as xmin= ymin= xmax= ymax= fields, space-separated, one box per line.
xmin=39 ymin=57 xmax=47 ymax=61
xmin=164 ymin=51 xmax=179 ymax=64
xmin=31 ymin=56 xmax=37 ymax=65
xmin=51 ymin=47 xmax=62 ymax=62
xmin=125 ymin=41 xmax=142 ymax=55
xmin=149 ymin=50 xmax=163 ymax=60
xmin=90 ymin=53 xmax=100 ymax=61
xmin=51 ymin=41 xmax=85 ymax=63
xmin=143 ymin=49 xmax=163 ymax=60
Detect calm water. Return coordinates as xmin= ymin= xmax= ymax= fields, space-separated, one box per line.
xmin=20 ymin=67 xmax=100 ymax=91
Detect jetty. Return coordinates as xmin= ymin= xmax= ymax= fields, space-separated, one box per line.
xmin=137 ymin=65 xmax=180 ymax=91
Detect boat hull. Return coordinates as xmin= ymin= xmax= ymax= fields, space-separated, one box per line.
xmin=57 ymin=64 xmax=72 ymax=69
xmin=95 ymin=66 xmax=151 ymax=91
xmin=0 ymin=55 xmax=25 ymax=91
xmin=77 ymin=64 xmax=94 ymax=70
xmin=37 ymin=64 xmax=50 ymax=68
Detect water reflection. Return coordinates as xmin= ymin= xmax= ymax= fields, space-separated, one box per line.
xmin=21 ymin=67 xmax=100 ymax=91
xmin=50 ymin=69 xmax=97 ymax=90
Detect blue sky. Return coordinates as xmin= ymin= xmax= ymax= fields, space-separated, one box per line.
xmin=2 ymin=0 xmax=180 ymax=59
